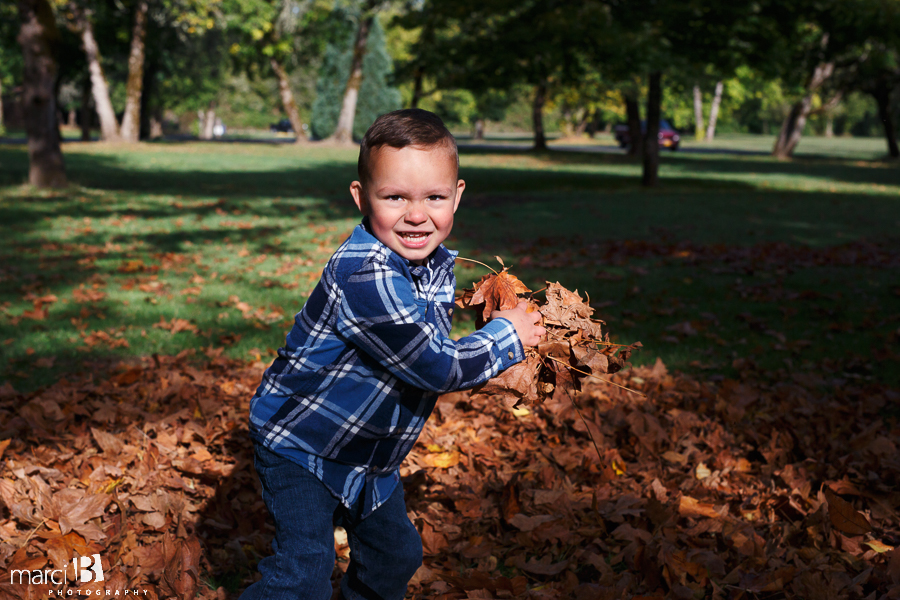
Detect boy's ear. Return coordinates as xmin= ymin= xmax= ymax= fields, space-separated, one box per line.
xmin=453 ymin=179 xmax=465 ymax=213
xmin=350 ymin=181 xmax=369 ymax=215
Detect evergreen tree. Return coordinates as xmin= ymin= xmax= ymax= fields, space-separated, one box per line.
xmin=309 ymin=17 xmax=400 ymax=141
xmin=309 ymin=34 xmax=351 ymax=140
xmin=353 ymin=18 xmax=401 ymax=139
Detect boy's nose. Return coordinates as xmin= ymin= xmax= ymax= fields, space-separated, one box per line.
xmin=405 ymin=202 xmax=427 ymax=224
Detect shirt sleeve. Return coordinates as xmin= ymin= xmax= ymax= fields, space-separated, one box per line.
xmin=335 ymin=260 xmax=524 ymax=393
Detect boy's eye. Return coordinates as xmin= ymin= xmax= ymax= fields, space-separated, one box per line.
xmin=427 ymin=195 xmax=445 ymax=201
xmin=386 ymin=195 xmax=404 ymax=202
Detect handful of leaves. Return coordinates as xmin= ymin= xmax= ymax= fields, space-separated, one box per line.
xmin=456 ymin=260 xmax=642 ymax=407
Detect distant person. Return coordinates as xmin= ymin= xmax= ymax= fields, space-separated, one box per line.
xmin=241 ymin=108 xmax=545 ymax=600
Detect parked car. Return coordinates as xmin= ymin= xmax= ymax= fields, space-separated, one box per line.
xmin=270 ymin=118 xmax=293 ymax=133
xmin=614 ymin=119 xmax=681 ymax=150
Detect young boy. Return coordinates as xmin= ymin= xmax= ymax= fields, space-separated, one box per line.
xmin=242 ymin=109 xmax=545 ymax=600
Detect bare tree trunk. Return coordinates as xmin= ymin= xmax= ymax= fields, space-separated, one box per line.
xmin=120 ymin=0 xmax=148 ymax=142
xmin=270 ymin=56 xmax=306 ymax=143
xmin=693 ymin=85 xmax=704 ymax=141
xmin=642 ymin=71 xmax=661 ymax=188
xmin=149 ymin=115 xmax=162 ymax=138
xmin=77 ymin=8 xmax=120 ymax=141
xmin=872 ymin=81 xmax=899 ymax=159
xmin=472 ymin=118 xmax=484 ymax=140
xmin=410 ymin=68 xmax=423 ymax=109
xmin=330 ymin=11 xmax=374 ymax=144
xmin=625 ymin=92 xmax=641 ymax=156
xmin=532 ymin=81 xmax=547 ymax=150
xmin=773 ymin=61 xmax=834 ymax=158
xmin=573 ymin=111 xmax=589 ymax=136
xmin=79 ymin=71 xmax=91 ymax=140
xmin=18 ymin=0 xmax=67 ymax=187
xmin=825 ymin=115 xmax=834 ymax=137
xmin=198 ymin=103 xmax=216 ymax=140
xmin=705 ymin=80 xmax=723 ymax=141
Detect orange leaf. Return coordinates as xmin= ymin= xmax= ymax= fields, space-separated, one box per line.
xmin=470 ymin=269 xmax=531 ymax=321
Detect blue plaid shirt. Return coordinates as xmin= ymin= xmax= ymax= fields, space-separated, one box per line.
xmin=249 ymin=219 xmax=524 ymax=516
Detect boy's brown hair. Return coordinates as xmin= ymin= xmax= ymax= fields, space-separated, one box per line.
xmin=358 ymin=109 xmax=458 ymax=184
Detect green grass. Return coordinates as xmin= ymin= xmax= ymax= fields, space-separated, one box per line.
xmin=1 ymin=136 xmax=898 ymax=392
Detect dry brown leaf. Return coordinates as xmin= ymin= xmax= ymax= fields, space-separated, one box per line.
xmin=470 ymin=269 xmax=531 ymax=321
xmin=161 ymin=535 xmax=202 ymax=600
xmin=679 ymin=496 xmax=722 ymax=519
xmin=823 ymin=487 xmax=872 ymax=536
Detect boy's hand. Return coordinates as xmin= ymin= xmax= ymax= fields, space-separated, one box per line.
xmin=492 ymin=301 xmax=546 ymax=347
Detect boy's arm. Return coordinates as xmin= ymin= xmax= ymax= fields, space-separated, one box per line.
xmin=336 ymin=262 xmax=523 ymax=393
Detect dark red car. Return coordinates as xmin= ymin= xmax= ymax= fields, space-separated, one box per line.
xmin=614 ymin=119 xmax=681 ymax=150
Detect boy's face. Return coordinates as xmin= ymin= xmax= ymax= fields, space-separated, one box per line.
xmin=350 ymin=144 xmax=464 ymax=265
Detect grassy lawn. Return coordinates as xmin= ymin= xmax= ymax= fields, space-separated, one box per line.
xmin=1 ymin=136 xmax=898 ymax=392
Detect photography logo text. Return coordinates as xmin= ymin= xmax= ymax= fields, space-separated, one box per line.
xmin=8 ymin=554 xmax=149 ymax=595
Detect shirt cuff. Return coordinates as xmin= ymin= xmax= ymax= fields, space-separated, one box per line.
xmin=480 ymin=317 xmax=525 ymax=370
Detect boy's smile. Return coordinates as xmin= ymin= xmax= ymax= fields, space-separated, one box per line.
xmin=350 ymin=145 xmax=465 ymax=265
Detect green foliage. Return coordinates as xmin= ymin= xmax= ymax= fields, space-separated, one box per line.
xmin=309 ymin=16 xmax=401 ymax=140
xmin=309 ymin=35 xmax=351 ymax=139
xmin=353 ymin=18 xmax=401 ymax=139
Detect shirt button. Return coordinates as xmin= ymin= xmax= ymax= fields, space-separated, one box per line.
xmin=447 ymin=308 xmax=453 ymax=316
xmin=508 ymin=351 xmax=514 ymax=359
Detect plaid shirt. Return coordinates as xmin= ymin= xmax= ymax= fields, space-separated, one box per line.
xmin=250 ymin=219 xmax=524 ymax=516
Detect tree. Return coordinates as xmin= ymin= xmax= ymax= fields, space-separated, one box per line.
xmin=310 ymin=13 xmax=400 ymax=140
xmin=602 ymin=1 xmax=754 ymax=184
xmin=119 ymin=0 xmax=149 ymax=141
xmin=67 ymin=2 xmax=120 ymax=141
xmin=18 ymin=0 xmax=67 ymax=187
xmin=705 ymin=80 xmax=724 ymax=140
xmin=328 ymin=0 xmax=381 ymax=144
xmin=397 ymin=0 xmax=607 ymax=151
xmin=222 ymin=0 xmax=334 ymax=142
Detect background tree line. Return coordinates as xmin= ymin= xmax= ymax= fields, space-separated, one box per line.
xmin=5 ymin=0 xmax=899 ymax=188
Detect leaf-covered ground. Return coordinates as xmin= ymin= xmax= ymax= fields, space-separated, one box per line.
xmin=1 ymin=351 xmax=898 ymax=599
xmin=1 ymin=138 xmax=899 ymax=599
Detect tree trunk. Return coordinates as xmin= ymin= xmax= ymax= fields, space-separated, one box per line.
xmin=573 ymin=111 xmax=589 ymax=136
xmin=825 ymin=115 xmax=834 ymax=137
xmin=18 ymin=0 xmax=67 ymax=187
xmin=329 ymin=12 xmax=373 ymax=144
xmin=80 ymin=71 xmax=92 ymax=140
xmin=0 ymin=77 xmax=4 ymax=132
xmin=773 ymin=61 xmax=834 ymax=158
xmin=198 ymin=103 xmax=216 ymax=140
xmin=119 ymin=0 xmax=148 ymax=142
xmin=77 ymin=8 xmax=120 ymax=141
xmin=532 ymin=81 xmax=547 ymax=150
xmin=410 ymin=68 xmax=423 ymax=109
xmin=139 ymin=47 xmax=157 ymax=140
xmin=692 ymin=85 xmax=704 ymax=141
xmin=642 ymin=71 xmax=661 ymax=188
xmin=625 ymin=92 xmax=641 ymax=156
xmin=270 ymin=56 xmax=306 ymax=143
xmin=872 ymin=82 xmax=899 ymax=159
xmin=705 ymin=80 xmax=723 ymax=141
xmin=472 ymin=118 xmax=484 ymax=140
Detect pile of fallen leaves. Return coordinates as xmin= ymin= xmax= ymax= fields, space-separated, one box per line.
xmin=0 ymin=350 xmax=269 ymax=600
xmin=456 ymin=263 xmax=642 ymax=406
xmin=0 ymin=349 xmax=898 ymax=599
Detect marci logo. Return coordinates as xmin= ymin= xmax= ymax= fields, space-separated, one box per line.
xmin=74 ymin=554 xmax=105 ymax=583
xmin=9 ymin=554 xmax=104 ymax=586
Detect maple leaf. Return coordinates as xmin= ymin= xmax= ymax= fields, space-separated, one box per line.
xmin=469 ymin=268 xmax=531 ymax=321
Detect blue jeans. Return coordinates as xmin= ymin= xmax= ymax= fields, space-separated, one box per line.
xmin=239 ymin=445 xmax=423 ymax=600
